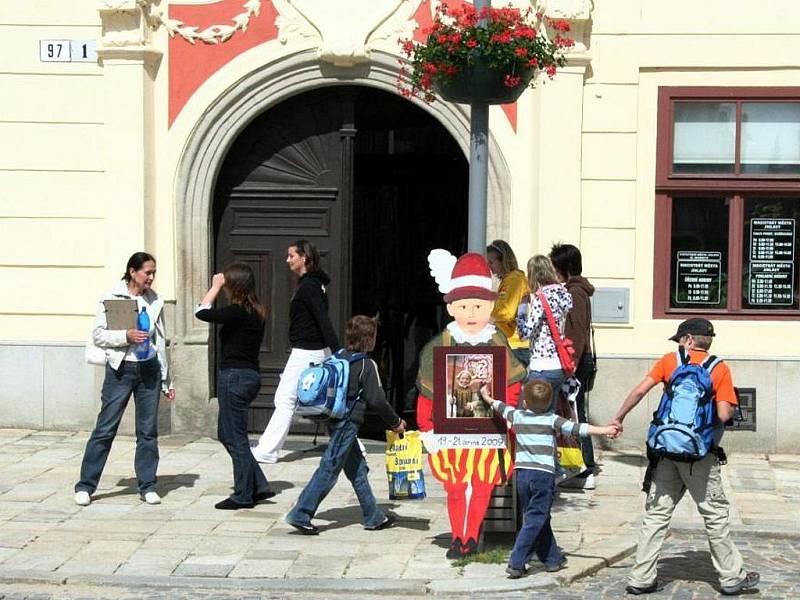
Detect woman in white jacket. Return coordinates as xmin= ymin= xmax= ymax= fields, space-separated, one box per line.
xmin=75 ymin=252 xmax=175 ymax=507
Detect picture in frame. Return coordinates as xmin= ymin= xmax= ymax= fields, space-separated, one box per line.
xmin=432 ymin=346 xmax=507 ymax=434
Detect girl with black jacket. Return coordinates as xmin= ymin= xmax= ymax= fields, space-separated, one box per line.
xmin=251 ymin=240 xmax=341 ymax=464
xmin=195 ymin=263 xmax=274 ymax=509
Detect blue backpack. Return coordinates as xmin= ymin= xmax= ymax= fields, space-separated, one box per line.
xmin=646 ymin=347 xmax=721 ymax=461
xmin=296 ymin=351 xmax=367 ymax=420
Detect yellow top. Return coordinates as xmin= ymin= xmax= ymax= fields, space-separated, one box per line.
xmin=491 ymin=269 xmax=529 ymax=350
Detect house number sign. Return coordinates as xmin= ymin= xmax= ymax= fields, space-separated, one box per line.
xmin=39 ymin=40 xmax=97 ymax=63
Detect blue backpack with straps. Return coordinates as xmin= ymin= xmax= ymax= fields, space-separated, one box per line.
xmin=295 ymin=350 xmax=367 ymax=420
xmin=646 ymin=347 xmax=721 ymax=461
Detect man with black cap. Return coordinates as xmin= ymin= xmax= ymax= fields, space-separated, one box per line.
xmin=610 ymin=318 xmax=760 ymax=596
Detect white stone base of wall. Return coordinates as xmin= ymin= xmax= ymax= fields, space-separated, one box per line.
xmin=589 ymin=355 xmax=800 ymax=454
xmin=0 ymin=342 xmax=170 ymax=436
xmin=2 ymin=344 xmax=798 ymax=453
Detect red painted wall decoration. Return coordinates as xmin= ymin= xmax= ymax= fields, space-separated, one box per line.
xmin=168 ymin=0 xmax=518 ymax=130
xmin=168 ymin=0 xmax=279 ymax=126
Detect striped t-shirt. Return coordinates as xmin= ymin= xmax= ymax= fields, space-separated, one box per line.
xmin=492 ymin=400 xmax=588 ymax=474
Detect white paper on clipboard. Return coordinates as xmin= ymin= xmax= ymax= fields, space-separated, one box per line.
xmin=103 ymin=299 xmax=138 ymax=330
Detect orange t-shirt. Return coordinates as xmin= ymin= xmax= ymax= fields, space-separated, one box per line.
xmin=648 ymin=349 xmax=738 ymax=406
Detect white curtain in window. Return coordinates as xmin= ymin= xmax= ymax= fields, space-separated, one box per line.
xmin=673 ymin=102 xmax=736 ymax=165
xmin=742 ymin=102 xmax=800 ymax=166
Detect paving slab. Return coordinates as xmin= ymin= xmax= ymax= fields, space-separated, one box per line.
xmin=0 ymin=428 xmax=797 ymax=597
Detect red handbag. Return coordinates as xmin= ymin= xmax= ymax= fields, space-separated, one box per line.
xmin=536 ymin=290 xmax=576 ymax=376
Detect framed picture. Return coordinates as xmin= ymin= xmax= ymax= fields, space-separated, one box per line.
xmin=432 ymin=346 xmax=507 ymax=434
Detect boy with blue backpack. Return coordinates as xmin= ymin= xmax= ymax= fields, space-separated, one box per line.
xmin=286 ymin=315 xmax=406 ymax=534
xmin=611 ymin=318 xmax=759 ymax=596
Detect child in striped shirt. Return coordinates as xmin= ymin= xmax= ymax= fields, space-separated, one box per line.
xmin=482 ymin=379 xmax=617 ymax=578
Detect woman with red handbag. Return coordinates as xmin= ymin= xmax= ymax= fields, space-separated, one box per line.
xmin=515 ymin=255 xmax=574 ymax=408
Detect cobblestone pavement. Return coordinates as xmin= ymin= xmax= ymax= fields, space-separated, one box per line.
xmin=2 ymin=531 xmax=799 ymax=598
xmin=1 ymin=429 xmax=798 ymax=597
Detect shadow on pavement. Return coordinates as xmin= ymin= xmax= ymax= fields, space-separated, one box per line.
xmin=301 ymin=504 xmax=430 ymax=533
xmin=92 ymin=473 xmax=200 ymax=501
xmin=601 ymin=453 xmax=647 ymax=467
xmin=658 ymin=549 xmax=719 ymax=591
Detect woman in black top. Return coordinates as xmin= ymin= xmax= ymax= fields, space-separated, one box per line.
xmin=251 ymin=240 xmax=341 ymax=464
xmin=195 ymin=263 xmax=274 ymax=509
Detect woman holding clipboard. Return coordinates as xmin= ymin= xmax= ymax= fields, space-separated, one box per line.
xmin=75 ymin=252 xmax=175 ymax=507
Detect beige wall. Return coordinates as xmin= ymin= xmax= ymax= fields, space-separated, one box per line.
xmin=0 ymin=2 xmax=106 ymax=342
xmin=2 ymin=1 xmax=799 ymax=445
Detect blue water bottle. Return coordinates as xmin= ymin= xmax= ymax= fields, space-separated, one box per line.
xmin=135 ymin=306 xmax=150 ymax=359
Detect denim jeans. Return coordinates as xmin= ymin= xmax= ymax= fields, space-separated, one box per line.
xmin=287 ymin=418 xmax=385 ymax=528
xmin=76 ymin=358 xmax=161 ymax=495
xmin=509 ymin=468 xmax=563 ymax=570
xmin=525 ymin=368 xmax=564 ymax=412
xmin=217 ymin=368 xmax=269 ymax=504
xmin=574 ymin=353 xmax=596 ymax=470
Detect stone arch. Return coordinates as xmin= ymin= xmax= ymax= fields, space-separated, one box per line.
xmin=173 ymin=48 xmax=513 ymax=368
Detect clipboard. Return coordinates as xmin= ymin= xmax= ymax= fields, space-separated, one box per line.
xmin=104 ymin=299 xmax=138 ymax=330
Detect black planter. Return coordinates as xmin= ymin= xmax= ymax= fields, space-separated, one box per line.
xmin=433 ymin=58 xmax=535 ymax=104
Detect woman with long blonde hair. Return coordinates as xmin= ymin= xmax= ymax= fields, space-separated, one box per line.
xmin=516 ymin=255 xmax=573 ymax=405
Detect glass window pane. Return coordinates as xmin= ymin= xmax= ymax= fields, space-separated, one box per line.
xmin=670 ymin=198 xmax=729 ymax=309
xmin=673 ymin=102 xmax=736 ymax=174
xmin=741 ymin=103 xmax=800 ymax=174
xmin=742 ymin=198 xmax=800 ymax=310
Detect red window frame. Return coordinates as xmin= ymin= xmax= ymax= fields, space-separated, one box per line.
xmin=654 ymin=87 xmax=800 ymax=320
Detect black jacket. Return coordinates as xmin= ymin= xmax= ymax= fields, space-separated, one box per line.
xmin=343 ymin=353 xmax=401 ymax=428
xmin=289 ymin=271 xmax=340 ymax=351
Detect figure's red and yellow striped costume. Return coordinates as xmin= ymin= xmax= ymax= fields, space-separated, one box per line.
xmin=416 ymin=378 xmax=522 ymax=550
xmin=427 ymin=445 xmax=514 ymax=486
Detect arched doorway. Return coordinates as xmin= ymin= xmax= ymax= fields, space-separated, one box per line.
xmin=213 ymin=85 xmax=468 ymax=433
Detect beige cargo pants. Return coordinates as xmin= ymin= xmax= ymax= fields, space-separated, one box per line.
xmin=628 ymin=453 xmax=745 ymax=588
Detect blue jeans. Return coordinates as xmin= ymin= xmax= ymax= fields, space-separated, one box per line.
xmin=217 ymin=368 xmax=269 ymax=504
xmin=76 ymin=359 xmax=161 ymax=495
xmin=525 ymin=368 xmax=564 ymax=412
xmin=510 ymin=469 xmax=563 ymax=570
xmin=287 ymin=418 xmax=385 ymax=528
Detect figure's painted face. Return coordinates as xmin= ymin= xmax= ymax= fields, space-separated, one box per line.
xmin=446 ymin=298 xmax=494 ymax=335
xmin=457 ymin=372 xmax=472 ymax=387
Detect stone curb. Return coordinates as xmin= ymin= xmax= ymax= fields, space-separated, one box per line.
xmin=671 ymin=525 xmax=800 ymax=540
xmin=0 ymin=538 xmax=637 ymax=596
xmin=0 ymin=571 xmax=428 ymax=595
xmin=555 ymin=538 xmax=638 ymax=586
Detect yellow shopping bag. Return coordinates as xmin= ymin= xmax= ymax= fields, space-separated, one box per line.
xmin=385 ymin=430 xmax=426 ymax=500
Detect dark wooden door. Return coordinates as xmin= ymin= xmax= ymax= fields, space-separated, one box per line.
xmin=215 ymin=89 xmax=356 ymax=432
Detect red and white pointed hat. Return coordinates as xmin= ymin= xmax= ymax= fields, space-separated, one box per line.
xmin=428 ymin=249 xmax=497 ymax=303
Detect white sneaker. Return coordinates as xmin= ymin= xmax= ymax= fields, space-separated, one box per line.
xmin=581 ymin=474 xmax=596 ymax=490
xmin=142 ymin=491 xmax=161 ymax=505
xmin=251 ymin=447 xmax=278 ymax=464
xmin=74 ymin=491 xmax=91 ymax=506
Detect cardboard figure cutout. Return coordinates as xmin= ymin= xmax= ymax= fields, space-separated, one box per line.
xmin=416 ymin=251 xmax=526 ymax=559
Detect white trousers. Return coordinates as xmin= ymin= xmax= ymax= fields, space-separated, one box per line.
xmin=253 ymin=347 xmax=330 ymax=463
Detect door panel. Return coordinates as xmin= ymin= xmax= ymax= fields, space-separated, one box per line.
xmin=215 ymin=90 xmax=354 ymax=432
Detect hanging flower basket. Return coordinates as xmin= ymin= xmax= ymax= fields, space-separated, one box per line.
xmin=433 ymin=55 xmax=535 ymax=104
xmin=398 ymin=4 xmax=574 ymax=104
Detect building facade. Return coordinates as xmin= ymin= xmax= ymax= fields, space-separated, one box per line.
xmin=2 ymin=0 xmax=799 ymax=451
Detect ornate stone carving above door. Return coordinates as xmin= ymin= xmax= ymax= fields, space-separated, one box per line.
xmin=273 ymin=0 xmax=421 ymax=66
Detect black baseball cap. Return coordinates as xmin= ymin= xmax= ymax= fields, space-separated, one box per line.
xmin=669 ymin=318 xmax=715 ymax=342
